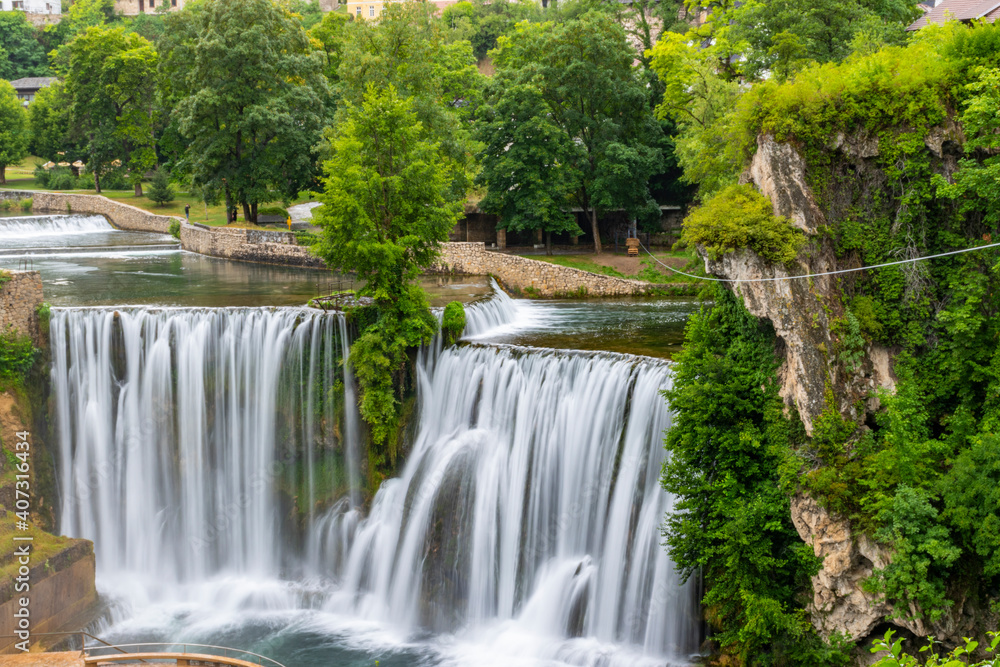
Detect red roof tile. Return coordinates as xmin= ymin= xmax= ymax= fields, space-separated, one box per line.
xmin=908 ymin=0 xmax=1000 ymax=29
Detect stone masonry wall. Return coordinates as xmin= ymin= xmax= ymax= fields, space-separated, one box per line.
xmin=27 ymin=191 xmax=175 ymax=234
xmin=437 ymin=242 xmax=659 ymax=297
xmin=0 ymin=272 xmax=44 ymax=345
xmin=180 ymin=222 xmax=324 ymax=268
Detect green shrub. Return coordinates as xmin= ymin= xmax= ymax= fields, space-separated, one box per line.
xmin=663 ymin=285 xmax=847 ymax=664
xmin=18 ymin=198 xmax=32 ymax=212
xmin=258 ymin=206 xmax=289 ymax=217
xmin=0 ymin=199 xmax=11 ymax=211
xmin=681 ymin=184 xmax=805 ymax=265
xmin=76 ymin=173 xmax=95 ymax=190
xmin=441 ymin=301 xmax=466 ymax=346
xmin=35 ymin=302 xmax=51 ymax=337
xmin=33 ymin=164 xmax=50 ymax=188
xmin=100 ymin=169 xmax=129 ymax=191
xmin=0 ymin=270 xmax=11 ymax=288
xmin=168 ymin=220 xmax=181 ymax=239
xmin=294 ymin=230 xmax=321 ymax=246
xmin=0 ymin=327 xmax=39 ymax=387
xmin=48 ymin=167 xmax=77 ymax=191
xmin=870 ymin=629 xmax=1000 ymax=666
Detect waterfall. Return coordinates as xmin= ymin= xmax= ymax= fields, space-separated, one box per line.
xmin=51 ymin=307 xmax=360 ymax=581
xmin=0 ymin=214 xmax=114 ymax=238
xmin=309 ymin=345 xmax=699 ymax=665
xmin=52 ymin=302 xmax=699 ymax=666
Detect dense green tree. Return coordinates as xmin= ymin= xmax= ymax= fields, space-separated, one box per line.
xmin=0 ymin=12 xmax=48 ymax=79
xmin=314 ymin=85 xmax=463 ymax=458
xmin=338 ymin=2 xmax=482 ymax=193
xmin=160 ymin=0 xmax=328 ymax=222
xmin=49 ymin=0 xmax=117 ymax=69
xmin=649 ymin=31 xmax=745 ymax=197
xmin=0 ymin=80 xmax=29 ymax=185
xmin=309 ymin=9 xmax=349 ymax=86
xmin=478 ymin=12 xmax=663 ymax=253
xmin=27 ymin=80 xmax=75 ymax=162
xmin=663 ymin=285 xmax=848 ymax=665
xmin=64 ymin=26 xmax=158 ymax=194
xmin=287 ymin=0 xmax=324 ymax=29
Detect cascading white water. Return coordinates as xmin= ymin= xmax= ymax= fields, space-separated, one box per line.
xmin=52 ymin=297 xmax=699 ymax=666
xmin=0 ymin=214 xmax=114 ymax=238
xmin=52 ymin=307 xmax=360 ymax=581
xmin=309 ymin=345 xmax=699 ymax=666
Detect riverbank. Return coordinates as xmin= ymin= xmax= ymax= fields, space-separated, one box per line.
xmin=0 ymin=190 xmax=695 ymax=298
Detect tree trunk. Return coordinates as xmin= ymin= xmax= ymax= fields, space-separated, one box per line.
xmin=590 ymin=208 xmax=602 ymax=254
xmin=95 ymin=170 xmax=102 ymax=194
xmin=134 ymin=182 xmax=143 ymax=197
xmin=224 ymin=187 xmax=234 ymax=223
xmin=0 ymin=165 xmax=6 ymax=185
xmin=242 ymin=201 xmax=257 ymax=225
xmin=546 ymin=231 xmax=552 ymax=256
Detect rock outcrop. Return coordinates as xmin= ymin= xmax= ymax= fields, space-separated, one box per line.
xmin=791 ymin=495 xmax=890 ymax=641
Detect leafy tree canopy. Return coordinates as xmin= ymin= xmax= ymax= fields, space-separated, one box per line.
xmin=0 ymin=12 xmax=48 ymax=79
xmin=160 ymin=0 xmax=328 ymax=221
xmin=63 ymin=25 xmax=158 ymax=194
xmin=314 ymin=85 xmax=463 ymax=465
xmin=478 ymin=12 xmax=664 ymax=253
xmin=0 ymin=79 xmax=29 ymax=185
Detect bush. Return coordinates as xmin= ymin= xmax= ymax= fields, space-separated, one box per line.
xmin=0 ymin=199 xmax=11 ymax=211
xmin=147 ymin=168 xmax=175 ymax=206
xmin=48 ymin=167 xmax=77 ymax=191
xmin=33 ymin=164 xmax=50 ymax=188
xmin=258 ymin=205 xmax=289 ymax=217
xmin=168 ymin=220 xmax=181 ymax=239
xmin=681 ymin=183 xmax=805 ymax=265
xmin=441 ymin=301 xmax=466 ymax=345
xmin=76 ymin=173 xmax=95 ymax=190
xmin=99 ymin=169 xmax=129 ymax=191
xmin=0 ymin=327 xmax=39 ymax=387
xmin=35 ymin=302 xmax=50 ymax=337
xmin=18 ymin=198 xmax=32 ymax=212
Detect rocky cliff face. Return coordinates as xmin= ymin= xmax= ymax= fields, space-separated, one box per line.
xmin=704 ymin=133 xmax=972 ymax=649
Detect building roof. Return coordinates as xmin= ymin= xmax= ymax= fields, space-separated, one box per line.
xmin=908 ymin=0 xmax=1000 ymax=29
xmin=8 ymin=77 xmax=58 ymax=91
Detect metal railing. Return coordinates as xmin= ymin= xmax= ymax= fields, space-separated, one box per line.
xmin=84 ymin=642 xmax=287 ymax=667
xmin=0 ymin=632 xmax=287 ymax=667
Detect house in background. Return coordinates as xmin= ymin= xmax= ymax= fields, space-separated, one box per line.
xmin=908 ymin=0 xmax=1000 ymax=30
xmin=0 ymin=0 xmax=60 ymax=15
xmin=9 ymin=76 xmax=56 ymax=106
xmin=114 ymin=0 xmax=184 ymax=15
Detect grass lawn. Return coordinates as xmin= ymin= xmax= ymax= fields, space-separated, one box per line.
xmin=2 ymin=156 xmax=317 ymax=228
xmin=529 ymin=249 xmax=707 ymax=285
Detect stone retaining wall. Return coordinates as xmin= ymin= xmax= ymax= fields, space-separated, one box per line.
xmin=437 ymin=242 xmax=660 ymax=297
xmin=0 ymin=271 xmax=44 ymax=344
xmin=25 ymin=191 xmax=175 ymax=234
xmin=180 ymin=222 xmax=324 ymax=268
xmin=0 ymin=541 xmax=97 ymax=654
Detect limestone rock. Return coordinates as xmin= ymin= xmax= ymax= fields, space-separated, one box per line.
xmin=745 ymin=134 xmax=826 ymax=234
xmin=791 ymin=495 xmax=890 ymax=641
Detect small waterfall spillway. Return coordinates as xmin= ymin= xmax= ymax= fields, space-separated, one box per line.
xmin=50 ymin=300 xmax=700 ymax=666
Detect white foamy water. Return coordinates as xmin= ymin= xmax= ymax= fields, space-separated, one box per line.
xmin=51 ymin=299 xmax=699 ymax=666
xmin=0 ymin=213 xmax=114 ymax=238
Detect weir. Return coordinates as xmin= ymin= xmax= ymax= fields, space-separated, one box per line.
xmin=49 ymin=298 xmax=699 ymax=666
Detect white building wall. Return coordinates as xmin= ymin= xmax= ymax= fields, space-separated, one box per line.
xmin=0 ymin=0 xmax=61 ymax=14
